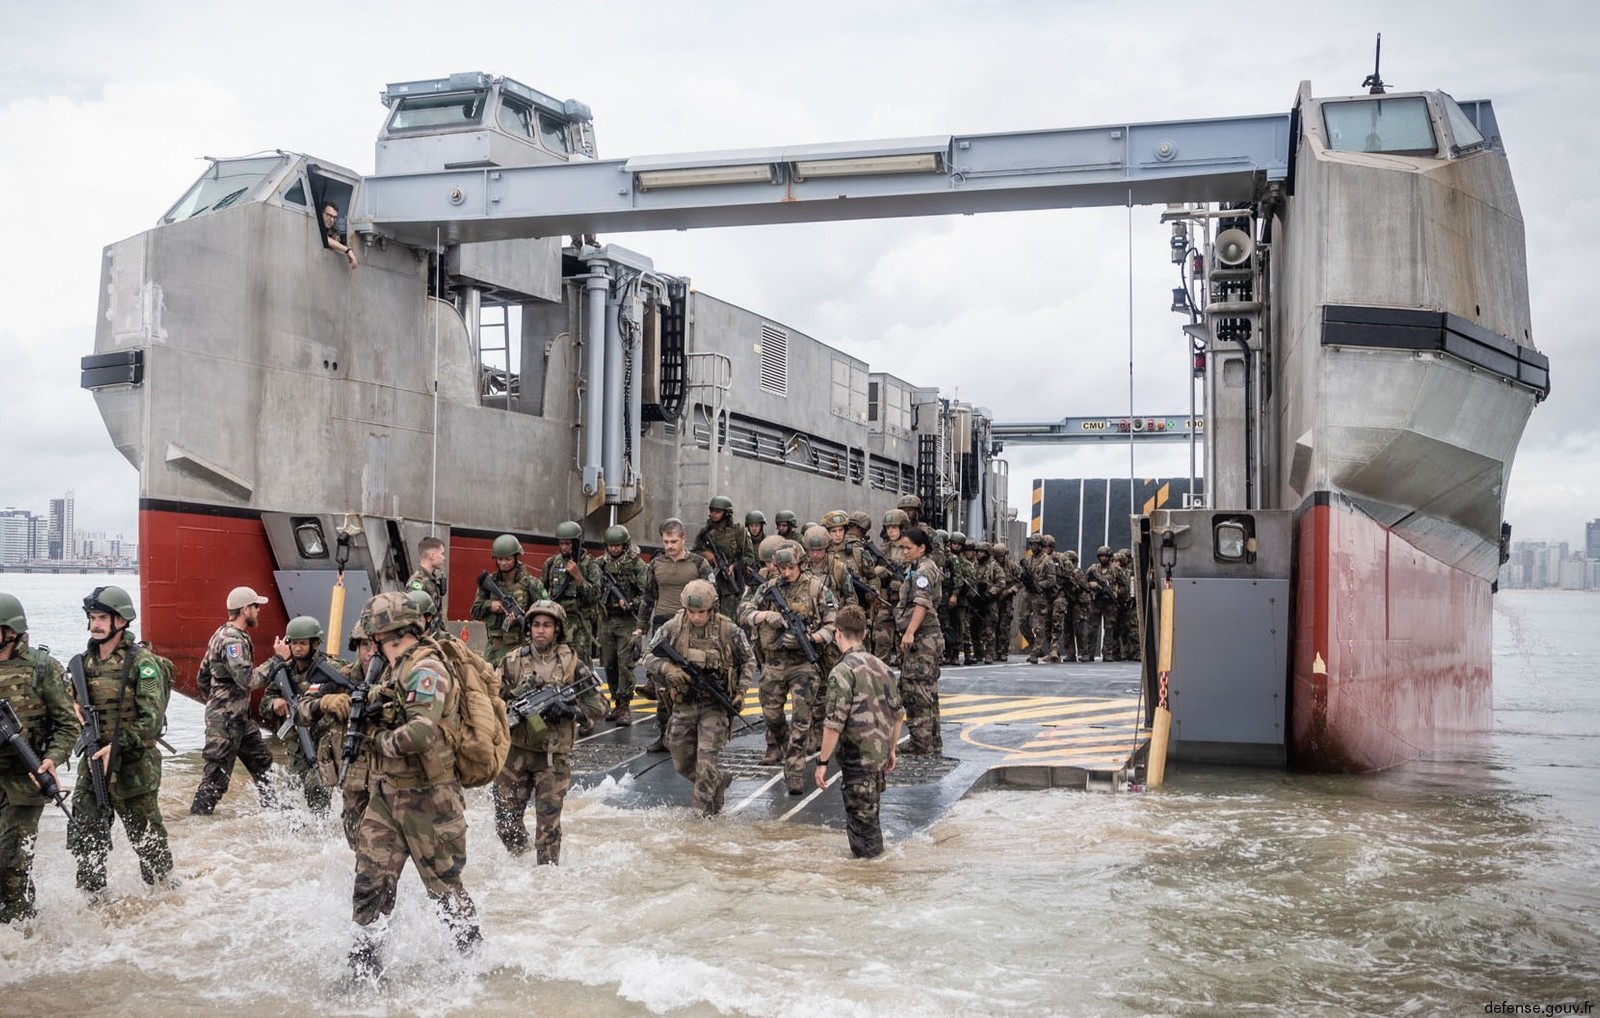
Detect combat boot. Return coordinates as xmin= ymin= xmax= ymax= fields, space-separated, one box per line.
xmin=347 ymin=932 xmax=383 ymax=983
xmin=188 ymin=782 xmax=223 ymax=816
xmin=1046 ymin=653 xmax=1061 ymax=663
xmin=612 ymin=706 xmax=632 ymax=725
xmin=759 ymin=747 xmax=782 ymax=766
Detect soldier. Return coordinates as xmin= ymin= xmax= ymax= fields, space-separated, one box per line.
xmin=347 ymin=592 xmax=479 ymax=979
xmin=636 ymin=519 xmax=713 ymax=749
xmin=773 ymin=510 xmax=799 ymax=543
xmin=67 ymin=586 xmax=175 ymax=893
xmin=494 ymin=601 xmax=606 ymax=864
xmin=405 ymin=535 xmax=448 ymax=608
xmin=471 ymin=534 xmax=547 ymax=668
xmin=1025 ymin=535 xmax=1059 ymax=663
xmin=896 ymin=526 xmax=945 ymax=755
xmin=820 ymin=510 xmax=859 ymax=606
xmin=0 ymin=592 xmax=80 ymax=923
xmin=1114 ymin=548 xmax=1141 ymax=662
xmin=971 ymin=541 xmax=1004 ymax=665
xmin=1045 ymin=535 xmax=1074 ymax=663
xmin=744 ymin=510 xmax=767 ymax=550
xmin=1060 ymin=548 xmax=1093 ymax=663
xmin=1084 ymin=545 xmax=1118 ymax=661
xmin=739 ymin=543 xmax=836 ymax=789
xmin=541 ymin=521 xmax=602 ymax=665
xmin=595 ymin=525 xmax=647 ymax=726
xmin=297 ymin=611 xmax=373 ymax=849
xmin=254 ymin=614 xmax=339 ymax=814
xmin=867 ymin=510 xmax=910 ymax=662
xmin=813 ymin=605 xmax=903 ymax=859
xmin=643 ymin=579 xmax=756 ymax=816
xmin=189 ymin=585 xmax=277 ymax=815
xmin=693 ymin=495 xmax=756 ymax=620
xmin=992 ymin=542 xmax=1019 ymax=662
xmin=897 ymin=493 xmax=926 ymax=537
xmin=945 ymin=532 xmax=975 ymax=665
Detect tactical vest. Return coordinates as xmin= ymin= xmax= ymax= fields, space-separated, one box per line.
xmin=367 ymin=643 xmax=459 ymax=789
xmin=671 ymin=615 xmax=738 ymax=703
xmin=0 ymin=645 xmax=57 ymax=775
xmin=753 ymin=576 xmax=827 ymax=659
xmin=78 ymin=642 xmax=145 ymax=743
xmin=501 ymin=643 xmax=581 ymax=753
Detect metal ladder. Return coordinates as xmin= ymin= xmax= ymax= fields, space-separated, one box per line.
xmin=675 ymin=352 xmax=733 ymax=514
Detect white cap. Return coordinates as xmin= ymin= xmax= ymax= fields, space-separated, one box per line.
xmin=226 ymin=586 xmax=270 ymax=611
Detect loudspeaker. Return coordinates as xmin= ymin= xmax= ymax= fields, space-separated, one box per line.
xmin=1214 ymin=228 xmax=1255 ymax=268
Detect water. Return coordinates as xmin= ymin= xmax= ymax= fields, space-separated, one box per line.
xmin=2 ymin=575 xmax=1597 ymax=1016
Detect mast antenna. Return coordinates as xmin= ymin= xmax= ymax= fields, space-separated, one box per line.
xmin=1361 ymin=33 xmax=1386 ymax=94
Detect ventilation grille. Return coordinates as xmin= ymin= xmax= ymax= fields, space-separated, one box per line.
xmin=759 ymin=323 xmax=788 ymax=396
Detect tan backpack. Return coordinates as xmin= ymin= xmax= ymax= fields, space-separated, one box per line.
xmin=423 ymin=635 xmax=510 ymax=788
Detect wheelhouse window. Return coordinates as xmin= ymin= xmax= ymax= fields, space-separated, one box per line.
xmin=388 ymin=91 xmax=486 ymax=132
xmin=498 ymin=97 xmax=534 ymax=138
xmin=161 ymin=155 xmax=286 ymax=223
xmin=1322 ymin=97 xmax=1437 ymax=157
xmin=537 ymin=112 xmax=572 ymax=154
xmin=1440 ymin=93 xmax=1486 ymax=153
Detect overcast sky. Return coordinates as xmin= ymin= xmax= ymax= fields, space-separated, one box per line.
xmin=2 ymin=1 xmax=1596 ymax=547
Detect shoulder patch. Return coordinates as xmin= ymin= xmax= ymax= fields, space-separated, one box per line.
xmin=139 ymin=663 xmax=159 ymax=679
xmin=404 ymin=667 xmax=440 ymax=700
xmin=226 ymin=643 xmax=242 ymax=659
xmin=916 ymin=575 xmax=930 ymax=589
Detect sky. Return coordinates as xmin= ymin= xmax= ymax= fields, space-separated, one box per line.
xmin=2 ymin=0 xmax=1596 ymax=548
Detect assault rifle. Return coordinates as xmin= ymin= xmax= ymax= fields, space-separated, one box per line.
xmin=506 ymin=671 xmax=601 ymax=728
xmin=600 ymin=568 xmax=633 ymax=614
xmin=66 ymin=654 xmax=110 ymax=810
xmin=702 ymin=533 xmax=742 ymax=590
xmin=266 ymin=659 xmax=319 ymax=768
xmin=1018 ymin=563 xmax=1041 ymax=596
xmin=762 ymin=581 xmax=820 ymax=665
xmin=0 ymin=698 xmax=72 ymax=819
xmin=337 ymin=653 xmax=385 ymax=783
xmin=650 ymin=638 xmax=756 ymax=733
xmin=860 ymin=539 xmax=906 ymax=583
xmin=479 ymin=571 xmax=529 ymax=632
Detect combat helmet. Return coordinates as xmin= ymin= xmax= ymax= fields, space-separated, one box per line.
xmin=1097 ymin=545 xmax=1113 ymax=557
xmin=771 ymin=544 xmax=801 ymax=568
xmin=347 ymin=611 xmax=370 ymax=652
xmin=847 ymin=511 xmax=872 ymax=533
xmin=83 ymin=585 xmax=137 ymax=622
xmin=284 ymin=615 xmax=325 ymax=642
xmin=603 ymin=525 xmax=631 ymax=546
xmin=992 ymin=542 xmax=1009 ymax=557
xmin=525 ymin=599 xmax=567 ymax=634
xmin=0 ymin=593 xmax=27 ymax=634
xmin=491 ymin=534 xmax=524 ymax=558
xmin=708 ymin=495 xmax=734 ymax=512
xmin=682 ymin=579 xmax=718 ymax=611
xmin=744 ymin=510 xmax=767 ymax=527
xmin=775 ymin=510 xmax=798 ymax=527
xmin=405 ymin=589 xmax=436 ymax=616
xmin=1065 ymin=549 xmax=1079 ymax=563
xmin=1042 ymin=534 xmax=1057 ymax=547
xmin=897 ymin=494 xmax=923 ymax=511
xmin=758 ymin=534 xmax=786 ymax=564
xmin=802 ymin=525 xmax=830 ymax=551
xmin=820 ymin=510 xmax=849 ymax=530
xmin=883 ymin=508 xmax=909 ymax=528
xmin=365 ymin=591 xmax=422 ymax=637
xmin=554 ymin=520 xmax=583 ymax=541
xmin=976 ymin=541 xmax=992 ymax=555
xmin=949 ymin=531 xmax=967 ymax=547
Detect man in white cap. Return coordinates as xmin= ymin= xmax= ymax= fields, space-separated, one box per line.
xmin=189 ymin=586 xmax=278 ymax=815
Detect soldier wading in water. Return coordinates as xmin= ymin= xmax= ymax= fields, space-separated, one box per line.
xmin=814 ymin=604 xmax=903 ymax=858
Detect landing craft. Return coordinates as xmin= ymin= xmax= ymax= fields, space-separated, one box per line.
xmin=83 ymin=69 xmax=1546 ymax=773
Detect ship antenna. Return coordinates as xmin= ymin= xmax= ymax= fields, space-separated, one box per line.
xmin=1361 ymin=33 xmax=1386 ymax=94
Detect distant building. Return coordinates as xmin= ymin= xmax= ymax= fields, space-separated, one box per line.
xmin=1500 ymin=539 xmax=1596 ymax=591
xmin=1587 ymin=518 xmax=1600 ymax=562
xmin=0 ymin=509 xmax=42 ymax=565
xmin=47 ymin=491 xmax=75 ymax=560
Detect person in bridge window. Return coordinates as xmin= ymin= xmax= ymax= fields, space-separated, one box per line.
xmin=321 ymin=201 xmax=358 ymax=269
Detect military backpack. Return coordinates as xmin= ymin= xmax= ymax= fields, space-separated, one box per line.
xmin=425 ymin=635 xmax=510 ymax=788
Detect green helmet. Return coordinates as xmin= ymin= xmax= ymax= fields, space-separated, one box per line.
xmin=492 ymin=534 xmax=523 ymax=558
xmin=802 ymin=525 xmax=830 ymax=551
xmin=83 ymin=585 xmax=136 ymax=622
xmin=365 ymin=591 xmax=421 ymax=637
xmin=347 ymin=612 xmax=370 ymax=652
xmin=709 ymin=495 xmax=734 ymax=512
xmin=554 ymin=520 xmax=583 ymax=541
xmin=744 ymin=510 xmax=766 ymax=526
xmin=603 ymin=524 xmax=630 ymax=545
xmin=1065 ymin=549 xmax=1080 ymax=563
xmin=934 ymin=529 xmax=949 ymax=542
xmin=949 ymin=531 xmax=967 ymax=546
xmin=775 ymin=510 xmax=798 ymax=526
xmin=682 ymin=579 xmax=718 ymax=611
xmin=0 ymin=593 xmax=27 ymax=634
xmin=284 ymin=615 xmax=324 ymax=641
xmin=405 ymin=589 xmax=436 ymax=616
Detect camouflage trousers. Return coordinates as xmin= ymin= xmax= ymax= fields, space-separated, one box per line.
xmin=666 ymin=702 xmax=732 ymax=814
xmin=1050 ymin=595 xmax=1073 ymax=660
xmin=192 ymin=700 xmax=275 ymax=813
xmin=1116 ymin=600 xmax=1141 ymax=661
xmin=352 ymin=779 xmax=475 ymax=934
xmin=66 ymin=782 xmax=173 ymax=893
xmin=971 ymin=600 xmax=999 ymax=662
xmin=759 ymin=657 xmax=820 ymax=784
xmin=900 ymin=634 xmax=943 ymax=755
xmin=1027 ymin=595 xmax=1055 ymax=660
xmin=840 ymin=764 xmax=888 ymax=859
xmin=1082 ymin=605 xmax=1107 ymax=660
xmin=947 ymin=605 xmax=969 ymax=662
xmin=274 ymin=727 xmax=332 ymax=816
xmin=597 ymin=614 xmax=639 ymax=712
xmin=995 ymin=595 xmax=1015 ymax=661
xmin=1015 ymin=592 xmax=1036 ymax=649
xmin=493 ymin=746 xmax=571 ymax=865
xmin=0 ymin=792 xmax=43 ymax=922
xmin=869 ymin=601 xmax=899 ymax=664
xmin=558 ymin=605 xmax=596 ymax=664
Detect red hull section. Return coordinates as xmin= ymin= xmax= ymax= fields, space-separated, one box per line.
xmin=1291 ymin=500 xmax=1493 ymax=772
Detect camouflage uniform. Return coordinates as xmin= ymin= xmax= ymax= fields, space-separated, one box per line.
xmin=494 ymin=641 xmax=605 ymax=864
xmin=643 ymin=611 xmax=756 ymax=814
xmin=405 ymin=568 xmax=446 ymax=611
xmin=972 ymin=550 xmax=1005 ymax=664
xmin=0 ymin=636 xmax=79 ymax=922
xmin=822 ymin=648 xmax=903 ymax=858
xmin=597 ymin=546 xmax=649 ymax=718
xmin=948 ymin=551 xmax=977 ymax=665
xmin=692 ymin=519 xmax=756 ymax=620
xmin=542 ymin=550 xmax=603 ymax=663
xmin=1061 ymin=552 xmax=1094 ymax=662
xmin=897 ymin=553 xmax=945 ymax=754
xmin=297 ymin=653 xmax=368 ymax=847
xmin=1083 ymin=556 xmax=1117 ymax=661
xmin=739 ymin=572 xmax=836 ymax=787
xmin=865 ymin=537 xmax=906 ymax=662
xmin=66 ymin=634 xmax=174 ymax=892
xmin=470 ymin=564 xmax=547 ymax=667
xmin=1024 ymin=546 xmax=1058 ymax=663
xmin=637 ymin=549 xmax=713 ymax=738
xmin=352 ymin=639 xmax=477 ymax=947
xmin=255 ymin=652 xmax=342 ymax=814
xmin=1113 ymin=553 xmax=1140 ymax=662
xmin=190 ymin=621 xmax=275 ymax=814
xmin=995 ymin=549 xmax=1020 ymax=661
